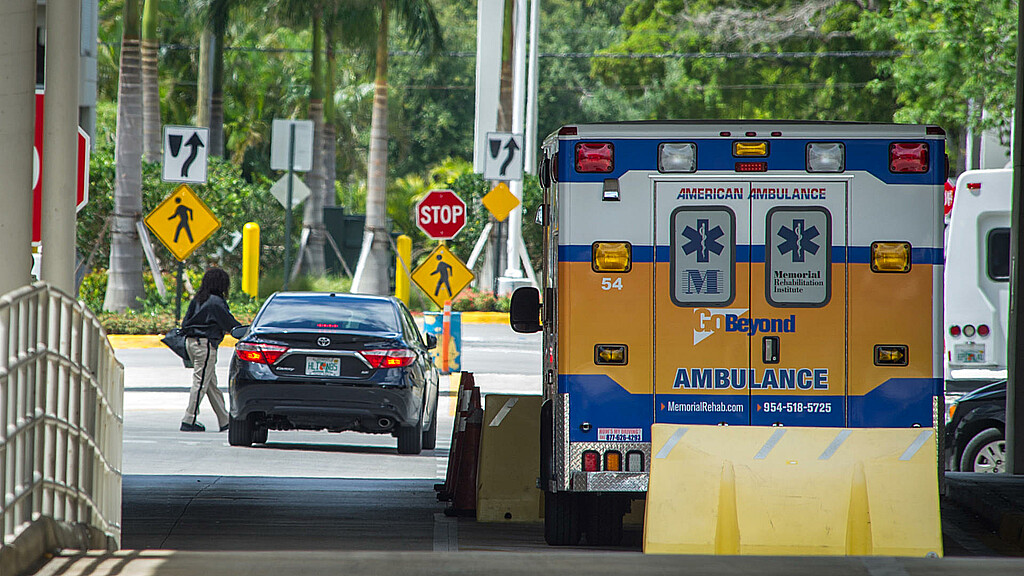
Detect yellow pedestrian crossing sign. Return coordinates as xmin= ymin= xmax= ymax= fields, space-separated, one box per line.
xmin=411 ymin=244 xmax=475 ymax=308
xmin=145 ymin=183 xmax=221 ymax=261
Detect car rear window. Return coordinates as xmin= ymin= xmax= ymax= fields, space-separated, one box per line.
xmin=255 ymin=296 xmax=400 ymax=333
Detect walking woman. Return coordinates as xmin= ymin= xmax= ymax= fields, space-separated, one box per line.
xmin=180 ymin=267 xmax=241 ymax=432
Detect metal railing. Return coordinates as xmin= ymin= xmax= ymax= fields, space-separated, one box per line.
xmin=0 ymin=282 xmax=123 ymax=553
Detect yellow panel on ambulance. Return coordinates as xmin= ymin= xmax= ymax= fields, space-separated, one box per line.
xmin=643 ymin=424 xmax=941 ymax=556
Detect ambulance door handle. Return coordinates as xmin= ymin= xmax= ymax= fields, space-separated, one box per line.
xmin=763 ymin=336 xmax=780 ymax=364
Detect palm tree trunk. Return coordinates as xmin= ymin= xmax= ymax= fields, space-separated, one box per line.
xmin=141 ymin=0 xmax=160 ymax=162
xmin=197 ymin=26 xmax=212 ymax=127
xmin=361 ymin=0 xmax=390 ymax=295
xmin=302 ymin=14 xmax=326 ymax=275
xmin=210 ymin=13 xmax=226 ymax=157
xmin=104 ymin=0 xmax=145 ymax=311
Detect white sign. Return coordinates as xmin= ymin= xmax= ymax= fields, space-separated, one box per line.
xmin=483 ymin=132 xmax=523 ymax=181
xmin=271 ymin=119 xmax=314 ymax=172
xmin=162 ymin=126 xmax=209 ymax=183
xmin=270 ymin=173 xmax=311 ymax=209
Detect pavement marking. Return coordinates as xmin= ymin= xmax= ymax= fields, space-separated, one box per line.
xmin=433 ymin=512 xmax=459 ymax=551
xmin=654 ymin=427 xmax=687 ymax=459
xmin=754 ymin=429 xmax=786 ymax=460
xmin=488 ymin=397 xmax=518 ymax=427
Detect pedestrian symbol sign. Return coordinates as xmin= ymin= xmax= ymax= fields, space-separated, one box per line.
xmin=411 ymin=245 xmax=475 ymax=308
xmin=145 ymin=184 xmax=221 ymax=261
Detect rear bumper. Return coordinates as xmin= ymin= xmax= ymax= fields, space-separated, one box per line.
xmin=230 ymin=380 xmax=423 ymax=432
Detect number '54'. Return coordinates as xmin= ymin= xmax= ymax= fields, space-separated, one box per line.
xmin=601 ymin=278 xmax=623 ymax=291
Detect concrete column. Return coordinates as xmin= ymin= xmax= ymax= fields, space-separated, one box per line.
xmin=0 ymin=0 xmax=37 ymax=295
xmin=41 ymin=0 xmax=81 ymax=293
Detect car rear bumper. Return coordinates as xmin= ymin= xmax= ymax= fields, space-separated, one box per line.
xmin=230 ymin=380 xmax=423 ymax=432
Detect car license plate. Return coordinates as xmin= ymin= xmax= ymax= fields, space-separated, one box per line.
xmin=306 ymin=356 xmax=340 ymax=377
xmin=954 ymin=343 xmax=985 ymax=364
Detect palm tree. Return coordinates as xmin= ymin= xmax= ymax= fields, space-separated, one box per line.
xmin=195 ymin=0 xmax=232 ymax=157
xmin=301 ymin=13 xmax=327 ymax=275
xmin=360 ymin=0 xmax=442 ymax=294
xmin=141 ymin=0 xmax=160 ymax=162
xmin=104 ymin=0 xmax=145 ymax=311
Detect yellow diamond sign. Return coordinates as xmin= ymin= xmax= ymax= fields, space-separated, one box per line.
xmin=145 ymin=184 xmax=221 ymax=261
xmin=482 ymin=182 xmax=520 ymax=222
xmin=412 ymin=244 xmax=475 ymax=308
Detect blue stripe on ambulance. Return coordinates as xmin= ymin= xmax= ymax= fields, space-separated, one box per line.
xmin=556 ymin=138 xmax=946 ymax=186
xmin=557 ymin=245 xmax=943 ymax=265
xmin=559 ymin=374 xmax=941 ymax=441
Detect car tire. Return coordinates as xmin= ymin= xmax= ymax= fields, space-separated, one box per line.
xmin=228 ymin=416 xmax=254 ymax=447
xmin=253 ymin=426 xmax=269 ymax=445
xmin=960 ymin=427 xmax=1005 ymax=473
xmin=397 ymin=419 xmax=423 ymax=455
xmin=422 ymin=405 xmax=438 ymax=450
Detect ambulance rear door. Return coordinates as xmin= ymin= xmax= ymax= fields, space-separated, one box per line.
xmin=653 ymin=178 xmax=751 ymax=425
xmin=748 ymin=179 xmax=848 ymax=426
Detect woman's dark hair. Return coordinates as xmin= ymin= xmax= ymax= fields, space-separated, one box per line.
xmin=196 ymin=267 xmax=230 ymax=305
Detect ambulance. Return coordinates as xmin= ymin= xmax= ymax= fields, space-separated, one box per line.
xmin=943 ymin=168 xmax=1010 ymax=387
xmin=510 ymin=121 xmax=947 ymax=546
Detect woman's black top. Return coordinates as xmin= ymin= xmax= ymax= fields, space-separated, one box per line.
xmin=181 ymin=294 xmax=241 ymax=345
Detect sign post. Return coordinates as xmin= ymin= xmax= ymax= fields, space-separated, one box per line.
xmin=271 ymin=119 xmax=315 ymax=290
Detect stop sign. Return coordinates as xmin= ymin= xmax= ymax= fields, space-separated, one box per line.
xmin=416 ymin=189 xmax=467 ymax=240
xmin=33 ymin=90 xmax=91 ymax=244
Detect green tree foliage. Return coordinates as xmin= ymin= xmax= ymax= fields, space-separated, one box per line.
xmin=590 ymin=0 xmax=897 ymax=122
xmin=857 ymin=0 xmax=1016 ymax=139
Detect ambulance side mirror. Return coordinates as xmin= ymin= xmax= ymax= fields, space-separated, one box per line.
xmin=510 ymin=287 xmax=542 ymax=333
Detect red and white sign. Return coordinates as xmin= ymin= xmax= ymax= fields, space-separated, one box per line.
xmin=943 ymin=179 xmax=955 ymax=218
xmin=33 ymin=90 xmax=90 ymax=244
xmin=416 ymin=189 xmax=466 ymax=240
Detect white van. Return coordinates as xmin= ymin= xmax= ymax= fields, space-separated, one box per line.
xmin=944 ymin=168 xmax=1011 ymax=387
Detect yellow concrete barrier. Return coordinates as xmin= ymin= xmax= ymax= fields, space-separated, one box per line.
xmin=475 ymin=394 xmax=543 ymax=523
xmin=644 ymin=424 xmax=942 ymax=557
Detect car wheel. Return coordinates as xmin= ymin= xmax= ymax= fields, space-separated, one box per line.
xmin=397 ymin=418 xmax=423 ymax=455
xmin=228 ymin=416 xmax=254 ymax=447
xmin=422 ymin=405 xmax=438 ymax=450
xmin=253 ymin=426 xmax=269 ymax=445
xmin=960 ymin=427 xmax=1005 ymax=473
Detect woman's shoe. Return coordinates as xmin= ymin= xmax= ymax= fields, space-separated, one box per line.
xmin=180 ymin=422 xmax=206 ymax=432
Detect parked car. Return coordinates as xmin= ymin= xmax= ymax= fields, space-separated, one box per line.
xmin=945 ymin=380 xmax=1006 ymax=473
xmin=227 ymin=292 xmax=440 ymax=455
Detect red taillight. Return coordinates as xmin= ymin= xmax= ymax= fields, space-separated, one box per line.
xmin=735 ymin=161 xmax=767 ymax=172
xmin=949 ymin=325 xmax=961 ymax=337
xmin=583 ymin=451 xmax=600 ymax=472
xmin=966 ymin=182 xmax=981 ymax=190
xmin=235 ymin=342 xmax=289 ymax=364
xmin=978 ymin=324 xmax=990 ymax=337
xmin=360 ymin=348 xmax=416 ymax=369
xmin=890 ymin=142 xmax=929 ymax=173
xmin=558 ymin=126 xmax=578 ymax=136
xmin=575 ymin=142 xmax=614 ymax=173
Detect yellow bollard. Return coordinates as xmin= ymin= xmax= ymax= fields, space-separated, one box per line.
xmin=395 ymin=234 xmax=411 ymax=305
xmin=242 ymin=222 xmax=260 ymax=297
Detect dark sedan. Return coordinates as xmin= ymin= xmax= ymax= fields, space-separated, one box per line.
xmin=945 ymin=380 xmax=1006 ymax=473
xmin=227 ymin=292 xmax=440 ymax=455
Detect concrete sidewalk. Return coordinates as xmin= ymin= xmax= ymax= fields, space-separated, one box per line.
xmin=945 ymin=472 xmax=1024 ymax=551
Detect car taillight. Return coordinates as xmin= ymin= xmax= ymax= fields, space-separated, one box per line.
xmin=583 ymin=450 xmax=600 ymax=472
xmin=890 ymin=142 xmax=929 ymax=173
xmin=949 ymin=325 xmax=961 ymax=337
xmin=978 ymin=324 xmax=990 ymax=337
xmin=360 ymin=348 xmax=417 ymax=369
xmin=575 ymin=142 xmax=613 ymax=173
xmin=235 ymin=342 xmax=289 ymax=365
